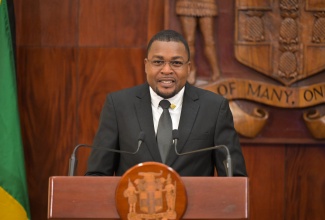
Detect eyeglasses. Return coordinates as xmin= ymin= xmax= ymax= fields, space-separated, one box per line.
xmin=146 ymin=59 xmax=189 ymax=69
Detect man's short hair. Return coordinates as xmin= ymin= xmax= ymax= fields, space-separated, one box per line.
xmin=146 ymin=29 xmax=190 ymax=61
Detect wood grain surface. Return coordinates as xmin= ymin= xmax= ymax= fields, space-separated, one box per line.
xmin=12 ymin=0 xmax=325 ymax=219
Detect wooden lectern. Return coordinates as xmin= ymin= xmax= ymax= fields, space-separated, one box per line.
xmin=48 ymin=175 xmax=249 ymax=219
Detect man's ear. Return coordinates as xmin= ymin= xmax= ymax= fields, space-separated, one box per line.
xmin=144 ymin=58 xmax=148 ymax=74
xmin=187 ymin=61 xmax=191 ymax=74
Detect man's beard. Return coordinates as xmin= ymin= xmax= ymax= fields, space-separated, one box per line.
xmin=155 ymin=87 xmax=177 ymax=99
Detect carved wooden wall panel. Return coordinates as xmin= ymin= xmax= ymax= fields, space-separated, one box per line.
xmin=285 ymin=145 xmax=325 ymax=220
xmin=242 ymin=145 xmax=285 ymax=219
xmin=79 ymin=0 xmax=149 ymax=46
xmin=77 ymin=48 xmax=146 ymax=174
xmin=13 ymin=0 xmax=325 ymax=219
xmin=17 ymin=47 xmax=78 ymax=218
xmin=165 ymin=0 xmax=325 ymax=143
xmin=15 ymin=0 xmax=79 ymax=46
xmin=14 ymin=0 xmax=158 ymax=218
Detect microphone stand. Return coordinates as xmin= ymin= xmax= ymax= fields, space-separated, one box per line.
xmin=68 ymin=132 xmax=145 ymax=176
xmin=173 ymin=131 xmax=233 ymax=177
xmin=68 ymin=144 xmax=90 ymax=176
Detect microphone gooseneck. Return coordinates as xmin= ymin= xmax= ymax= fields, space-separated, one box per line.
xmin=68 ymin=131 xmax=145 ymax=176
xmin=68 ymin=144 xmax=92 ymax=176
xmin=172 ymin=129 xmax=233 ymax=177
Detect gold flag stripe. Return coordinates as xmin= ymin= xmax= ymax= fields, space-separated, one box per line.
xmin=0 ymin=187 xmax=28 ymax=220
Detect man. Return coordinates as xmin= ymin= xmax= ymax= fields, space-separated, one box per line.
xmin=86 ymin=30 xmax=247 ymax=176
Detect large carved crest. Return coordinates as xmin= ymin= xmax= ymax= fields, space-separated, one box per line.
xmin=235 ymin=0 xmax=325 ymax=86
xmin=164 ymin=0 xmax=325 ymax=141
xmin=115 ymin=162 xmax=187 ymax=220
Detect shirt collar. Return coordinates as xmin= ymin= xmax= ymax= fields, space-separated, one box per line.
xmin=149 ymin=86 xmax=185 ymax=110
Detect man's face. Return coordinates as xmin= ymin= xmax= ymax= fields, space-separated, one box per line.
xmin=145 ymin=41 xmax=190 ymax=99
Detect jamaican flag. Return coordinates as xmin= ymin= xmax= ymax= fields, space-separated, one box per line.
xmin=0 ymin=0 xmax=31 ymax=219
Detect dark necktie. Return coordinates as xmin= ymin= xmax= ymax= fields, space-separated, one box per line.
xmin=157 ymin=100 xmax=173 ymax=163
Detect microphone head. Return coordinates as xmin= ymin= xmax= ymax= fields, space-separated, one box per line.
xmin=172 ymin=129 xmax=179 ymax=139
xmin=138 ymin=131 xmax=145 ymax=141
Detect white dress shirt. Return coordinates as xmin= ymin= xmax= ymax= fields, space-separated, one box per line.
xmin=149 ymin=86 xmax=185 ymax=135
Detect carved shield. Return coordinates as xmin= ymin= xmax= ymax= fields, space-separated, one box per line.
xmin=139 ymin=190 xmax=163 ymax=214
xmin=235 ymin=0 xmax=325 ymax=86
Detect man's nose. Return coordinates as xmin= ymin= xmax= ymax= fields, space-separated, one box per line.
xmin=161 ymin=61 xmax=173 ymax=72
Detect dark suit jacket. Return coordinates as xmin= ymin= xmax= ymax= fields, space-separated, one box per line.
xmin=86 ymin=83 xmax=247 ymax=176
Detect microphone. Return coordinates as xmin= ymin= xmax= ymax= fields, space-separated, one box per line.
xmin=68 ymin=131 xmax=145 ymax=176
xmin=172 ymin=130 xmax=233 ymax=177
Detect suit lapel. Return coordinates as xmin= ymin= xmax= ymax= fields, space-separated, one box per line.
xmin=166 ymin=84 xmax=199 ymax=166
xmin=134 ymin=84 xmax=162 ymax=162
